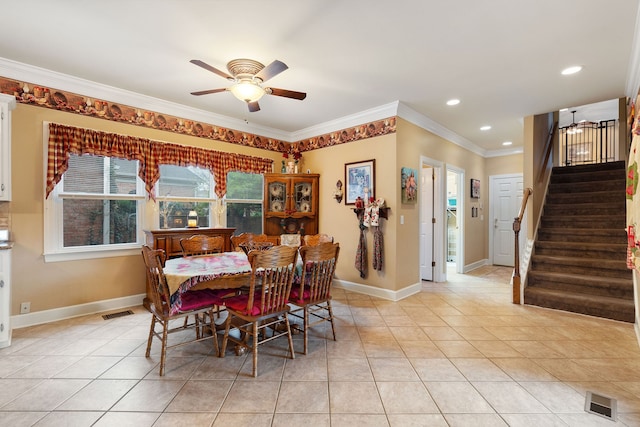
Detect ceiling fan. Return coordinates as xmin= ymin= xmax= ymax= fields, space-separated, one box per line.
xmin=189 ymin=58 xmax=307 ymax=112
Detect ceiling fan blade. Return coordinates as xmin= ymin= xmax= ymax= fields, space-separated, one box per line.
xmin=255 ymin=60 xmax=288 ymax=82
xmin=190 ymin=59 xmax=234 ymax=80
xmin=268 ymin=87 xmax=307 ymax=100
xmin=248 ymin=101 xmax=260 ymax=112
xmin=190 ymin=88 xmax=227 ymax=96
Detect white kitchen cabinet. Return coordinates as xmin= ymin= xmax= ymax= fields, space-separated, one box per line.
xmin=0 ymin=93 xmax=15 ymax=201
xmin=0 ymin=249 xmax=11 ymax=348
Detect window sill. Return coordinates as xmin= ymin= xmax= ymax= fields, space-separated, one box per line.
xmin=44 ymin=246 xmax=141 ymax=263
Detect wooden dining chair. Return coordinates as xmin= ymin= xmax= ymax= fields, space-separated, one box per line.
xmin=289 ymin=242 xmax=340 ymax=354
xmin=219 ymin=245 xmax=299 ymax=377
xmin=302 ymin=233 xmax=334 ymax=246
xmin=180 ymin=234 xmax=224 ymax=257
xmin=141 ymin=245 xmax=221 ymax=375
xmin=230 ymin=232 xmax=270 ymax=252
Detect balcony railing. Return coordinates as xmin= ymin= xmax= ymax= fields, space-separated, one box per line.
xmin=560 ymin=119 xmax=617 ymax=166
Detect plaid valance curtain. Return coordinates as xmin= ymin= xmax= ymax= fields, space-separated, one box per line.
xmin=45 ymin=123 xmax=273 ymax=199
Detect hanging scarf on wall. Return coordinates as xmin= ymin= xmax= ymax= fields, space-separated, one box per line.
xmin=372 ymin=225 xmax=383 ymax=271
xmin=355 ymin=211 xmax=367 ymax=278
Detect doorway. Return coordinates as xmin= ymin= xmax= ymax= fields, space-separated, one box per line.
xmin=446 ymin=167 xmax=464 ymax=274
xmin=489 ymin=173 xmax=524 ymax=266
xmin=419 ymin=156 xmax=445 ymax=282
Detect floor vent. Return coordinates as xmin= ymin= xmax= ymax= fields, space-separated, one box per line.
xmin=102 ymin=310 xmax=134 ymax=320
xmin=585 ymin=391 xmax=617 ymax=421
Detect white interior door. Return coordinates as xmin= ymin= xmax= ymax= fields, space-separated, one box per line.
xmin=420 ymin=166 xmax=434 ymax=280
xmin=491 ymin=174 xmax=523 ymax=266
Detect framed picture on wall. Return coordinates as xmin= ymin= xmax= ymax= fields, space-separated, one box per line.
xmin=345 ymin=159 xmax=375 ymax=205
xmin=470 ymin=178 xmax=480 ymax=199
xmin=401 ymin=166 xmax=418 ymax=203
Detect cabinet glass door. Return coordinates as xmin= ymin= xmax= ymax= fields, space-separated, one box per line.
xmin=293 ymin=179 xmax=314 ymax=214
xmin=267 ymin=181 xmax=287 ymax=213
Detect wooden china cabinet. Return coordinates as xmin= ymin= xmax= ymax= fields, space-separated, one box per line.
xmin=263 ymin=173 xmax=319 ymax=238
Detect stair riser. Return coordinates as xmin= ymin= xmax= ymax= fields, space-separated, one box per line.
xmin=551 ymin=171 xmax=626 ymax=184
xmin=544 ymin=205 xmax=624 ymax=216
xmin=534 ymin=246 xmax=627 ymax=260
xmin=546 ymin=194 xmax=624 ymax=205
xmin=530 ymin=260 xmax=631 ymax=279
xmin=549 ymin=181 xmax=624 ymax=194
xmin=523 ymin=292 xmax=635 ymax=323
xmin=527 ymin=277 xmax=634 ymax=299
xmin=537 ymin=230 xmax=626 ymax=243
xmin=552 ymin=161 xmax=626 ymax=174
xmin=540 ymin=217 xmax=625 ymax=228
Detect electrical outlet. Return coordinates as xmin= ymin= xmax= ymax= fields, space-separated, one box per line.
xmin=20 ymin=302 xmax=30 ymax=314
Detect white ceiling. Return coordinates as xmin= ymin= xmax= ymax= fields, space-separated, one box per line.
xmin=0 ymin=0 xmax=638 ymax=155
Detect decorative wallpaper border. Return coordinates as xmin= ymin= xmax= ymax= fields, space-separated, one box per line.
xmin=0 ymin=76 xmax=396 ymax=154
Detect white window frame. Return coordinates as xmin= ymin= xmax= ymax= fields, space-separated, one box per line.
xmin=43 ymin=126 xmax=147 ymax=262
xmin=155 ymin=164 xmax=218 ymax=229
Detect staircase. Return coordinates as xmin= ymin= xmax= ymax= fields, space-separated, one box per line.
xmin=524 ymin=161 xmax=635 ymax=323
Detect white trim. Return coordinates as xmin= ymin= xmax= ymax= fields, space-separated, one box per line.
xmin=445 ymin=164 xmax=465 ymax=275
xmin=0 ymin=93 xmax=16 ymax=110
xmin=484 ymin=146 xmax=524 ymax=158
xmin=292 ymin=102 xmax=399 ymax=141
xmin=627 ymin=2 xmax=640 ymax=100
xmin=44 ymin=247 xmax=141 ymax=263
xmin=398 ymin=102 xmax=486 ymax=157
xmin=10 ymin=293 xmax=146 ymax=329
xmin=464 ymin=258 xmax=488 ymax=273
xmin=420 ymin=156 xmax=446 ymax=283
xmin=333 ymin=279 xmax=421 ymax=301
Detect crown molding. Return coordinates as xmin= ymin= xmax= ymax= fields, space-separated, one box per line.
xmin=396 ymin=102 xmax=486 ymax=157
xmin=291 ymin=101 xmax=400 ymax=141
xmin=484 ymin=146 xmax=524 ymax=158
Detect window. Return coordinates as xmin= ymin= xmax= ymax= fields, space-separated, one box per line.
xmin=156 ymin=165 xmax=214 ymax=228
xmin=226 ymin=171 xmax=263 ymax=234
xmin=156 ymin=167 xmax=263 ymax=233
xmin=44 ymin=154 xmax=146 ymax=261
xmin=45 ymin=154 xmax=265 ymax=262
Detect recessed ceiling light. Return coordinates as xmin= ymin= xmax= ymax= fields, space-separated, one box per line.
xmin=502 ymin=141 xmax=512 ymax=146
xmin=561 ymin=65 xmax=583 ymax=75
xmin=560 ymin=108 xmax=569 ymax=112
xmin=480 ymin=125 xmax=491 ymax=131
xmin=446 ymin=99 xmax=460 ymax=106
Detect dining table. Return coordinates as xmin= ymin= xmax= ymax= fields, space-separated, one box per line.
xmin=163 ymin=249 xmax=306 ymax=316
xmin=163 ymin=251 xmax=252 ymax=315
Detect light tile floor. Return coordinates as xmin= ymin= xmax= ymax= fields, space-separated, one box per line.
xmin=1 ymin=265 xmax=639 ymax=426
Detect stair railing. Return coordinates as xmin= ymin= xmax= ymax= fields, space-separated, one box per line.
xmin=512 ymin=187 xmax=532 ymax=304
xmin=537 ymin=121 xmax=558 ymax=184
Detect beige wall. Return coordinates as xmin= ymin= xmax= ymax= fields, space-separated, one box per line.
xmin=10 ymin=103 xmax=492 ymax=316
xmin=302 ymin=133 xmax=398 ymax=289
xmin=395 ymin=119 xmax=488 ymax=270
xmin=10 ymin=103 xmax=281 ymax=315
xmin=485 ymin=153 xmax=523 ymax=176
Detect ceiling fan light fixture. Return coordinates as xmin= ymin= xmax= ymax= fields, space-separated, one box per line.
xmin=229 ymin=80 xmax=266 ymax=103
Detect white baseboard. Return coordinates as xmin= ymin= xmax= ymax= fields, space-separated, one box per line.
xmin=10 ymin=293 xmax=146 ymax=329
xmin=333 ymin=279 xmax=422 ymax=301
xmin=463 ymin=258 xmax=489 ymax=273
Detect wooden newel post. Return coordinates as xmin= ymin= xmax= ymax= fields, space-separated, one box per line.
xmin=512 ymin=217 xmax=521 ymax=304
